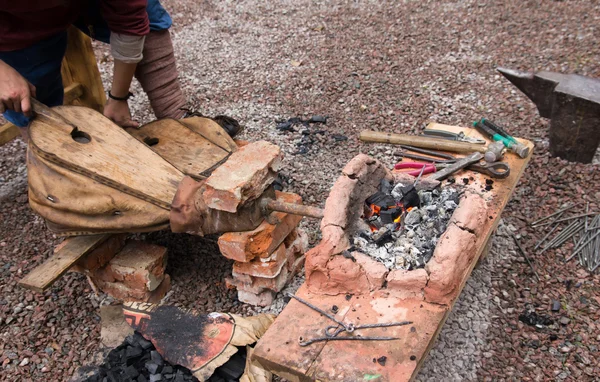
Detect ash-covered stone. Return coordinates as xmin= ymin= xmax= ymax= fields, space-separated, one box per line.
xmin=353 ymin=186 xmax=459 ymax=270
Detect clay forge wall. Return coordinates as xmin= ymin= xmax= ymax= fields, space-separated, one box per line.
xmin=305 ymin=154 xmax=488 ymax=306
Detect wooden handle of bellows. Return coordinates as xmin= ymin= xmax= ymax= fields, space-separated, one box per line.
xmin=30 ymin=98 xmax=76 ymax=128
xmin=360 ymin=130 xmax=488 ymax=154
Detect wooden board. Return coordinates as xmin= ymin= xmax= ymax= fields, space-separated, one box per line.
xmin=29 ymin=105 xmax=185 ymax=209
xmin=126 ymin=119 xmax=231 ymax=180
xmin=0 ymin=83 xmax=85 ymax=146
xmin=179 ymin=116 xmax=238 ymax=153
xmin=0 ymin=123 xmax=20 ymax=146
xmin=61 ymin=27 xmax=106 ymax=112
xmin=253 ymin=124 xmax=534 ymax=381
xmin=19 ymin=234 xmax=110 ymax=292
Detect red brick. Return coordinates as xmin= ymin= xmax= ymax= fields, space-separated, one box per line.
xmin=203 ymin=141 xmax=282 ymax=213
xmin=229 ymin=266 xmax=290 ymax=294
xmin=218 ymin=192 xmax=302 ymax=262
xmin=285 ymin=229 xmax=308 ymax=274
xmin=93 ymin=241 xmax=167 ymax=292
xmin=76 ymin=234 xmax=127 ymax=272
xmin=232 ymin=243 xmax=287 ymax=278
xmin=237 ymin=289 xmax=275 ymax=306
xmin=95 ymin=274 xmax=171 ymax=303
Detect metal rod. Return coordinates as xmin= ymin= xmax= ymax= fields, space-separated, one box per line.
xmin=534 ymin=212 xmax=565 ymax=250
xmin=429 ymin=152 xmax=484 ymax=181
xmin=566 ymin=231 xmax=600 ymax=262
xmin=513 ymin=234 xmax=540 ymax=282
xmin=265 ymin=199 xmax=324 ymax=219
xmin=533 ymin=213 xmax=598 ymax=227
xmin=299 ymin=335 xmax=399 ymax=347
xmin=539 ymin=221 xmax=584 ymax=254
xmin=530 ymin=204 xmax=574 ymax=226
xmin=286 ymin=293 xmax=347 ymax=329
xmin=573 ymin=216 xmax=600 ymax=253
xmin=552 ymin=223 xmax=585 ymax=249
xmin=549 ymin=220 xmax=582 ymax=246
xmin=585 ymin=202 xmax=589 ymax=231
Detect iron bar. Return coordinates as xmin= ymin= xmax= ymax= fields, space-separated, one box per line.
xmin=565 ymin=230 xmax=600 ymax=262
xmin=534 ymin=212 xmax=565 ymax=250
xmin=513 ymin=234 xmax=541 ymax=282
xmin=533 ymin=213 xmax=598 ymax=227
xmin=530 ymin=204 xmax=575 ymax=226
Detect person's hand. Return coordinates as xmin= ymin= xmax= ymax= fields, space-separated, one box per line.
xmin=0 ymin=60 xmax=36 ymax=116
xmin=103 ymin=98 xmax=139 ymax=128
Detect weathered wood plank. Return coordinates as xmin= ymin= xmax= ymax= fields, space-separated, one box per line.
xmin=0 ymin=123 xmax=20 ymax=146
xmin=29 ymin=105 xmax=185 ymax=209
xmin=179 ymin=116 xmax=238 ymax=153
xmin=19 ymin=234 xmax=111 ymax=292
xmin=0 ymin=82 xmax=85 ymax=146
xmin=253 ymin=124 xmax=534 ymax=382
xmin=61 ymin=27 xmax=106 ymax=112
xmin=126 ymin=119 xmax=231 ymax=180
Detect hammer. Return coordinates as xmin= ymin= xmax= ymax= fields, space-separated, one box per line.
xmin=360 ymin=130 xmax=508 ymax=162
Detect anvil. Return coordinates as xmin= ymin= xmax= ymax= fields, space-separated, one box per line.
xmin=498 ymin=67 xmax=600 ymax=163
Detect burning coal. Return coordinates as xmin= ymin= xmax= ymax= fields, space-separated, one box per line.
xmin=352 ymin=180 xmax=459 ymax=270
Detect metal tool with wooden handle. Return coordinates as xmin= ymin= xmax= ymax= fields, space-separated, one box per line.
xmin=429 ymin=152 xmax=484 ymax=181
xmin=360 ymin=130 xmax=488 ymax=154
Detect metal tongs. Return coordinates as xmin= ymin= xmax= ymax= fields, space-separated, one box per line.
xmin=422 ymin=128 xmax=486 ymax=144
xmin=288 ymin=293 xmax=412 ymax=346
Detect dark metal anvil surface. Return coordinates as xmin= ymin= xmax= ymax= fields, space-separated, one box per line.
xmin=498 ymin=67 xmax=600 ymax=163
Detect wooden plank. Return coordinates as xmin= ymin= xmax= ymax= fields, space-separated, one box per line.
xmin=29 ymin=105 xmax=185 ymax=209
xmin=407 ymin=123 xmax=534 ymax=382
xmin=126 ymin=119 xmax=231 ymax=180
xmin=63 ymin=83 xmax=84 ymax=105
xmin=61 ymin=27 xmax=106 ymax=112
xmin=0 ymin=123 xmax=20 ymax=146
xmin=0 ymin=82 xmax=85 ymax=146
xmin=19 ymin=234 xmax=111 ymax=292
xmin=253 ymin=124 xmax=534 ymax=382
xmin=179 ymin=116 xmax=238 ymax=152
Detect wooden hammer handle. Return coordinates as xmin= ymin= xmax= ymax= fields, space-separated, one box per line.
xmin=360 ymin=130 xmax=488 ymax=154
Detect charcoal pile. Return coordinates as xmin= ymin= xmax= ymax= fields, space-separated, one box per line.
xmin=352 ymin=180 xmax=459 ymax=270
xmin=275 ymin=115 xmax=347 ymax=155
xmin=82 ymin=332 xmax=248 ymax=382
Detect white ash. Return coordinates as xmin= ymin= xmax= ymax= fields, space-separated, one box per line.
xmin=352 ymin=186 xmax=459 ymax=271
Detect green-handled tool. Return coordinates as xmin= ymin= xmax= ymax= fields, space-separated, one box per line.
xmin=472 ymin=119 xmax=529 ymax=158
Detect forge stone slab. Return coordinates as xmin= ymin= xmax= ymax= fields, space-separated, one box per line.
xmin=253 ymin=124 xmax=533 ymax=381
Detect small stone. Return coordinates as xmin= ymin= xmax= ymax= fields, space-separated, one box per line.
xmin=559 ymin=317 xmax=570 ymax=325
xmin=551 ymin=300 xmax=561 ymax=312
xmin=19 ymin=358 xmax=29 ymax=367
xmin=560 ymin=346 xmax=571 ymax=353
xmin=149 ymin=374 xmax=162 ymax=382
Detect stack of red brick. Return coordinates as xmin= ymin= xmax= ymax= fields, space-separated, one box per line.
xmin=220 ymin=192 xmax=308 ymax=306
xmin=70 ymin=235 xmax=171 ymax=303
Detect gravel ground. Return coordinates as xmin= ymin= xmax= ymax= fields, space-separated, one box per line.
xmin=1 ymin=0 xmax=600 ymax=380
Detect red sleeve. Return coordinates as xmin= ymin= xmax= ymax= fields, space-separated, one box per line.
xmin=99 ymin=0 xmax=150 ymax=36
